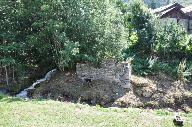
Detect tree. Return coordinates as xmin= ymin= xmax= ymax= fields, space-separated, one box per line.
xmin=124 ymin=0 xmax=157 ymax=55
xmin=0 ymin=0 xmax=127 ymax=72
xmin=154 ymin=22 xmax=187 ymax=59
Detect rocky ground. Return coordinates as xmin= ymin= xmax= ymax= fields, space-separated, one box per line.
xmin=30 ymin=71 xmax=192 ymax=112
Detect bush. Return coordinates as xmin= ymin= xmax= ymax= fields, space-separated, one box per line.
xmin=0 ymin=0 xmax=128 ymax=71
xmin=122 ymin=0 xmax=190 ymax=59
xmin=154 ymin=22 xmax=188 ymax=59
xmin=130 ymin=55 xmax=179 ymax=77
xmin=124 ymin=0 xmax=156 ymax=54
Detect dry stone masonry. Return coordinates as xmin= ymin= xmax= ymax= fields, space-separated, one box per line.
xmin=76 ymin=60 xmax=131 ymax=89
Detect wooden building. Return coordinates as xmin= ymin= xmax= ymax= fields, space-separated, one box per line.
xmin=152 ymin=3 xmax=192 ymax=33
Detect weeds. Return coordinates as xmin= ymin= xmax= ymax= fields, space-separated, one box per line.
xmin=177 ymin=60 xmax=191 ymax=83
xmin=131 ymin=56 xmax=178 ymax=76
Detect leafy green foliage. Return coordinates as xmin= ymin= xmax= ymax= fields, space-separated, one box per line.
xmin=124 ymin=0 xmax=156 ymax=54
xmin=1 ymin=0 xmax=192 ymax=84
xmin=131 ymin=56 xmax=179 ymax=77
xmin=131 ymin=57 xmax=154 ymax=76
xmin=119 ymin=0 xmax=192 ymax=78
xmin=154 ymin=22 xmax=188 ymax=58
xmin=0 ymin=0 xmax=127 ymax=71
xmin=177 ymin=59 xmax=191 ymax=83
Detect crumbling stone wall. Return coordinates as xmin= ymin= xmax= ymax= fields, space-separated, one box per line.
xmin=76 ymin=59 xmax=131 ymax=89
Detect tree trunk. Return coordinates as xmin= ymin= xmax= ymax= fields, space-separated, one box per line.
xmin=12 ymin=66 xmax=16 ymax=83
xmin=5 ymin=66 xmax=9 ymax=86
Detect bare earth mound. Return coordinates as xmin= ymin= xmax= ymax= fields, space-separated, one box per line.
xmin=32 ymin=71 xmax=192 ymax=111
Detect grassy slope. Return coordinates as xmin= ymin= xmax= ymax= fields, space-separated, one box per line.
xmin=0 ymin=96 xmax=192 ymax=127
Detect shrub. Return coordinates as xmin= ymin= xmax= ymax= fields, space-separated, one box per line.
xmin=0 ymin=0 xmax=128 ymax=71
xmin=124 ymin=0 xmax=157 ymax=54
xmin=154 ymin=22 xmax=188 ymax=59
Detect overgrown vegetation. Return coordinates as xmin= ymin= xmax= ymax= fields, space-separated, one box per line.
xmin=121 ymin=0 xmax=192 ymax=80
xmin=1 ymin=0 xmax=192 ymax=92
xmin=1 ymin=1 xmax=192 ymax=125
xmin=0 ymin=0 xmax=128 ymax=91
xmin=0 ymin=0 xmax=127 ymax=69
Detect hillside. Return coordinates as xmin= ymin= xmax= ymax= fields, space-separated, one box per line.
xmin=0 ymin=95 xmax=192 ymax=127
xmin=29 ymin=71 xmax=192 ymax=111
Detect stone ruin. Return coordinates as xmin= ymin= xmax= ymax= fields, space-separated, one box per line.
xmin=76 ymin=59 xmax=131 ymax=89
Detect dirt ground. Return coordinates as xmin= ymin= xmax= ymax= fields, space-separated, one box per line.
xmin=32 ymin=71 xmax=192 ymax=112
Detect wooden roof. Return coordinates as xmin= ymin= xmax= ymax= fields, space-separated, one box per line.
xmin=152 ymin=3 xmax=192 ymax=19
xmin=181 ymin=6 xmax=192 ymax=16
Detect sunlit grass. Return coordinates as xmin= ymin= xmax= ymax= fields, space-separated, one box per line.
xmin=0 ymin=95 xmax=192 ymax=127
